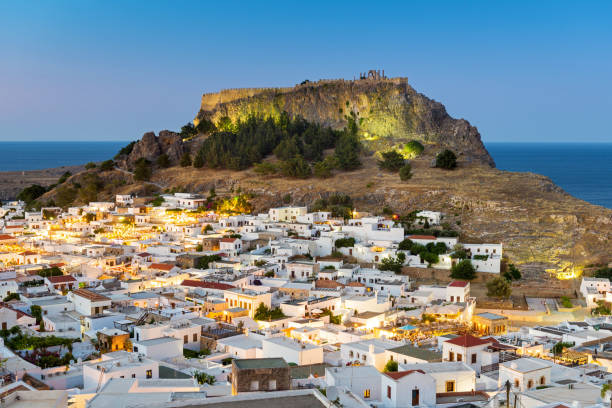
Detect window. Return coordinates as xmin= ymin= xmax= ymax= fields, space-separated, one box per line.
xmin=268 ymin=380 xmax=277 ymax=390
xmin=364 ymin=389 xmax=371 ymax=398
xmin=184 ymin=335 xmax=188 ymax=344
xmin=387 ymin=385 xmax=391 ymax=399
xmin=514 ymin=379 xmax=519 ymax=388
xmin=146 ymin=370 xmax=152 ymax=379
xmin=445 ymin=381 xmax=455 ymax=392
xmin=471 ymin=353 xmax=477 ymax=364
xmin=132 ymin=373 xmax=136 ymax=378
xmin=193 ymin=333 xmax=198 ymax=342
xmin=527 ymin=379 xmax=533 ymax=389
xmin=540 ymin=376 xmax=546 ymax=385
xmin=457 ymin=353 xmax=462 ymax=362
xmin=250 ymin=381 xmax=259 ymax=391
xmin=449 ymin=351 xmax=454 ymax=361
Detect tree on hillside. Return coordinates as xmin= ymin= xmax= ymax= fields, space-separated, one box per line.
xmin=378 ymin=150 xmax=405 ymax=172
xmin=436 ymin=149 xmax=457 ymax=169
xmin=450 ymin=260 xmax=476 ymax=280
xmin=133 ymin=158 xmax=152 ymax=181
xmin=192 ymin=150 xmax=204 ymax=168
xmin=99 ymin=160 xmax=115 ymax=171
xmin=180 ymin=153 xmax=192 ymax=167
xmin=486 ymin=276 xmax=511 ymax=298
xmin=403 ymin=140 xmax=424 ymax=158
xmin=399 ymin=163 xmax=413 ymax=181
xmin=156 ymin=154 xmax=170 ymax=168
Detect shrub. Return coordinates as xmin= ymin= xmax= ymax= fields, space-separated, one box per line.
xmin=560 ymin=296 xmax=573 ymax=308
xmin=450 ymin=260 xmax=476 ymax=280
xmin=99 ymin=160 xmax=115 ymax=171
xmin=313 ymin=156 xmax=339 ymax=178
xmin=486 ymin=276 xmax=511 ymax=298
xmin=254 ymin=162 xmax=278 ymax=175
xmin=399 ymin=163 xmax=413 ymax=181
xmin=383 ymin=359 xmax=398 ymax=372
xmin=156 ymin=154 xmax=171 ymax=168
xmin=436 ymin=149 xmax=457 ymax=169
xmin=57 ymin=171 xmax=71 ymax=184
xmin=334 ymin=237 xmax=355 ymax=248
xmin=180 ymin=153 xmax=192 ymax=167
xmin=3 ymin=293 xmax=20 ymax=302
xmin=134 ymin=158 xmax=152 ymax=181
xmin=192 ymin=150 xmax=204 ymax=168
xmin=379 ymin=253 xmax=406 ymax=274
xmin=17 ymin=184 xmax=47 ymax=204
xmin=279 ymin=155 xmax=312 ymax=178
xmin=403 ymin=140 xmax=424 ymax=158
xmin=115 ymin=141 xmax=136 ymax=159
xmin=378 ymin=150 xmax=405 ymax=172
xmin=254 ymin=303 xmax=285 ymax=321
xmin=84 ymin=162 xmax=96 ymax=169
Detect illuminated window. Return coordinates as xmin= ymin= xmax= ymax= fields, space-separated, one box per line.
xmin=364 ymin=389 xmax=371 ymax=398
xmin=446 ymin=381 xmax=455 ymax=392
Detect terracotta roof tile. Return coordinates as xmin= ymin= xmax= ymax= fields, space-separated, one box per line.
xmin=71 ymin=288 xmax=111 ymax=302
xmin=444 ymin=334 xmax=494 ymax=348
xmin=181 ymin=279 xmax=234 ymax=290
xmin=448 ymin=281 xmax=469 ymax=287
xmin=384 ymin=369 xmax=425 ymax=380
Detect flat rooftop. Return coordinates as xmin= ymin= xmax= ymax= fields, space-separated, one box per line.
xmin=233 ymin=358 xmax=288 ymax=370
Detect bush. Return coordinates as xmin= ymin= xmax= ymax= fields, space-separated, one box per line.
xmin=156 ymin=154 xmax=171 ymax=168
xmin=3 ymin=293 xmax=20 ymax=302
xmin=486 ymin=276 xmax=511 ymax=298
xmin=313 ymin=156 xmax=339 ymax=178
xmin=180 ymin=152 xmax=192 ymax=167
xmin=450 ymin=260 xmax=476 ymax=280
xmin=196 ymin=255 xmax=221 ymax=269
xmin=99 ymin=160 xmax=115 ymax=171
xmin=84 ymin=162 xmax=96 ymax=169
xmin=383 ymin=359 xmax=398 ymax=372
xmin=436 ymin=149 xmax=457 ymax=169
xmin=279 ymin=155 xmax=312 ymax=178
xmin=502 ymin=263 xmax=522 ymax=281
xmin=334 ymin=238 xmax=355 ymax=248
xmin=17 ymin=184 xmax=47 ymax=204
xmin=37 ymin=267 xmax=63 ymax=277
xmin=379 ymin=253 xmax=406 ymax=274
xmin=254 ymin=162 xmax=278 ymax=175
xmin=115 ymin=141 xmax=136 ymax=159
xmin=151 ymin=195 xmax=164 ymax=206
xmin=57 ymin=171 xmax=71 ymax=184
xmin=399 ymin=163 xmax=413 ymax=181
xmin=335 ymin=113 xmax=361 ymax=170
xmin=378 ymin=150 xmax=405 ymax=172
xmin=403 ymin=140 xmax=424 ymax=158
xmin=254 ymin=303 xmax=285 ymax=321
xmin=134 ymin=158 xmax=152 ymax=181
xmin=560 ymin=296 xmax=573 ymax=308
xmin=192 ymin=150 xmax=204 ymax=168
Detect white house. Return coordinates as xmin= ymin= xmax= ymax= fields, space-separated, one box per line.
xmin=415 ymin=211 xmax=442 ymax=226
xmin=380 ymin=370 xmax=436 ymax=408
xmin=442 ymin=334 xmax=496 ymax=373
xmin=580 ymin=277 xmax=610 ymax=307
xmin=261 ymin=336 xmax=323 ymax=365
xmin=83 ymin=351 xmax=158 ymax=392
xmin=498 ymin=358 xmax=551 ymax=392
xmin=269 ymin=207 xmax=308 ymax=222
xmin=219 ymin=238 xmax=242 ymax=257
xmin=132 ymin=336 xmax=183 ymax=360
xmin=341 ymin=338 xmax=401 ymax=370
xmin=325 ymin=366 xmax=382 ymax=402
xmin=446 ymin=280 xmax=470 ymax=302
xmin=68 ymin=289 xmax=111 ymax=316
xmin=216 ymin=333 xmax=263 ymax=359
xmin=400 ymin=361 xmax=476 ymax=394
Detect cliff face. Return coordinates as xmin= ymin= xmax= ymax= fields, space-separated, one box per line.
xmin=195 ymin=78 xmax=495 ymax=166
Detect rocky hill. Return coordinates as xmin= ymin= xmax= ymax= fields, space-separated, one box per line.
xmin=19 ymin=74 xmax=612 ymax=271
xmin=195 ymin=77 xmax=495 ymax=166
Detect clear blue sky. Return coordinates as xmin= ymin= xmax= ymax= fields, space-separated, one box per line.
xmin=1 ymin=0 xmax=611 ymax=142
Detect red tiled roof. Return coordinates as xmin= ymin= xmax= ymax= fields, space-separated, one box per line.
xmin=385 ymin=369 xmax=425 ymax=380
xmin=46 ymin=275 xmax=77 ymax=284
xmin=49 ymin=263 xmax=65 ymax=268
xmin=407 ymin=235 xmax=437 ymax=240
xmin=448 ymin=281 xmax=469 ymax=287
xmin=315 ymin=279 xmax=344 ymax=289
xmin=220 ymin=238 xmax=237 ymax=243
xmin=0 ymin=234 xmax=14 ymax=240
xmin=149 ymin=263 xmax=175 ymax=271
xmin=136 ymin=252 xmax=151 ymax=257
xmin=444 ymin=334 xmax=494 ymax=348
xmin=0 ymin=303 xmax=33 ymax=319
xmin=5 ymin=226 xmax=22 ymax=229
xmin=19 ymin=251 xmax=37 ymax=256
xmin=346 ymin=281 xmax=365 ymax=287
xmin=71 ymin=288 xmax=111 ymax=302
xmin=181 ymin=279 xmax=234 ymax=290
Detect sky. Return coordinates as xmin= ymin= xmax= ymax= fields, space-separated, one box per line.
xmin=1 ymin=0 xmax=611 ymax=143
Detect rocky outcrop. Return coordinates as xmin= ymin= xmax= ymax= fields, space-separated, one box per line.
xmin=195 ymin=77 xmax=495 ymax=166
xmin=124 ymin=130 xmax=183 ymax=169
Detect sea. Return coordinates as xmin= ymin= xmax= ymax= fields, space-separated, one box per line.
xmin=486 ymin=142 xmax=612 ymax=209
xmin=0 ymin=141 xmax=127 ymax=172
xmin=0 ymin=141 xmax=610 ymax=209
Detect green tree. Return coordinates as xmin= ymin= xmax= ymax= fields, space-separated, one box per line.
xmin=280 ymin=155 xmax=312 ymax=178
xmin=436 ymin=149 xmax=457 ymax=169
xmin=133 ymin=158 xmax=152 ymax=181
xmin=193 ymin=150 xmax=204 ymax=168
xmin=115 ymin=141 xmax=137 ymax=159
xmin=378 ymin=150 xmax=405 ymax=172
xmin=334 ymin=238 xmax=356 ymax=248
xmin=383 ymin=359 xmax=398 ymax=372
xmin=180 ymin=152 xmax=192 ymax=167
xmin=379 ymin=253 xmax=406 ymax=274
xmin=57 ymin=171 xmax=71 ymax=184
xmin=399 ymin=163 xmax=413 ymax=181
xmin=403 ymin=140 xmax=424 ymax=158
xmin=450 ymin=260 xmax=476 ymax=280
xmin=17 ymin=184 xmax=47 ymax=204
xmin=84 ymin=162 xmax=97 ymax=170
xmin=3 ymin=293 xmax=20 ymax=302
xmin=156 ymin=153 xmax=171 ymax=168
xmin=335 ymin=132 xmax=361 ymax=170
xmin=486 ymin=276 xmax=511 ymax=298
xmin=99 ymin=160 xmax=115 ymax=171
